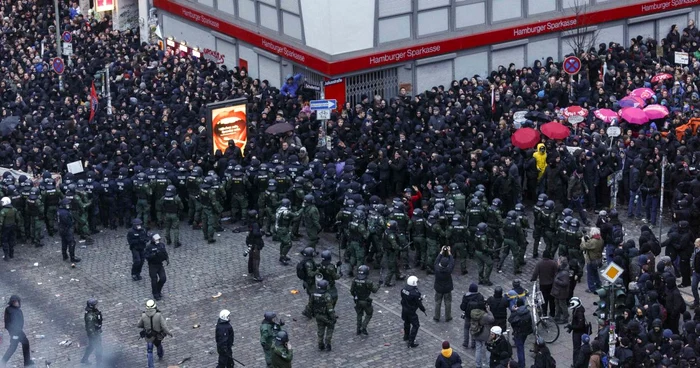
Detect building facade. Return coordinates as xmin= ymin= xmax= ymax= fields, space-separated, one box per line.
xmin=153 ymin=0 xmax=700 ymax=107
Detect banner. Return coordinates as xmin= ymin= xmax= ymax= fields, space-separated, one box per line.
xmin=89 ymin=81 xmax=98 ymax=123
xmin=207 ymin=98 xmax=248 ymax=155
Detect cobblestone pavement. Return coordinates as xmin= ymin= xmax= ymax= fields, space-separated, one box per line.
xmin=0 ymin=206 xmax=682 ymax=368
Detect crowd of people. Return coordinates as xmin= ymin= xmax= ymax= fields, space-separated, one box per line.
xmin=3 ymin=0 xmax=700 ymax=367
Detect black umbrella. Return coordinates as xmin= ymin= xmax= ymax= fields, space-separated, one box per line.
xmin=525 ymin=111 xmax=553 ymax=122
xmin=265 ymin=122 xmax=294 ymax=135
xmin=0 ymin=116 xmax=20 ymax=137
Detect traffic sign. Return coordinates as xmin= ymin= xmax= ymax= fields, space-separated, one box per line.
xmin=563 ymin=56 xmax=582 ymax=75
xmin=310 ymin=99 xmax=337 ymax=110
xmin=601 ymin=261 xmax=624 ymax=283
xmin=316 ymin=109 xmax=331 ymax=120
xmin=52 ymin=57 xmax=65 ymax=75
xmin=62 ymin=31 xmax=72 ymax=44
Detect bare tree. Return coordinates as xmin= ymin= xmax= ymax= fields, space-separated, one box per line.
xmin=564 ymin=0 xmax=600 ymax=57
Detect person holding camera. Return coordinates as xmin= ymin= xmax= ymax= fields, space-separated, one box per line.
xmin=137 ymin=299 xmax=173 ymax=368
xmin=433 ymin=246 xmax=455 ymax=322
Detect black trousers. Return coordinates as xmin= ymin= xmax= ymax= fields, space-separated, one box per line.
xmin=82 ymin=333 xmax=102 ymax=362
xmin=2 ymin=225 xmax=16 ymax=258
xmin=2 ymin=330 xmax=30 ymax=365
xmin=572 ymin=331 xmax=582 ymax=363
xmin=540 ymin=283 xmax=555 ymax=317
xmin=61 ymin=231 xmax=75 ymax=258
xmin=402 ymin=312 xmax=420 ymax=343
xmin=131 ymin=249 xmax=145 ymax=276
xmin=248 ymin=248 xmax=261 ymax=279
xmin=149 ymin=264 xmax=167 ymax=297
xmin=217 ymin=347 xmax=234 ymax=368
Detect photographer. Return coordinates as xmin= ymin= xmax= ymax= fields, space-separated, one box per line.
xmin=580 ymin=227 xmax=603 ymax=293
xmin=433 ymin=246 xmax=455 ymax=322
xmin=137 ymin=300 xmax=173 ymax=368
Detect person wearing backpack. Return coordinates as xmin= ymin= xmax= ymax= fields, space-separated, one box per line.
xmin=587 ymin=340 xmax=607 ymax=368
xmin=473 ymin=301 xmax=495 ymax=368
xmin=460 ymin=283 xmax=484 ymax=348
xmin=434 ymin=340 xmax=463 ymax=368
xmin=508 ymin=298 xmax=533 ymax=368
xmin=531 ymin=337 xmax=555 ymax=368
xmin=137 ymin=299 xmax=173 ymax=368
xmin=298 ymin=247 xmax=318 ymax=319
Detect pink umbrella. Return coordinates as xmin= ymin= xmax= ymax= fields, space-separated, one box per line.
xmin=630 ymin=88 xmax=655 ymax=100
xmin=562 ymin=106 xmax=589 ymax=118
xmin=620 ymin=107 xmax=649 ymax=125
xmin=594 ymin=108 xmax=619 ymax=123
xmin=619 ymin=96 xmax=646 ymax=108
xmin=651 ymin=73 xmax=673 ymax=84
xmin=643 ymin=104 xmax=669 ymax=120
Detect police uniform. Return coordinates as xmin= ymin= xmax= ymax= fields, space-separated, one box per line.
xmin=350 ymin=270 xmax=379 ymax=335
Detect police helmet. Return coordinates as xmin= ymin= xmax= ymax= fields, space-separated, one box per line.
xmin=563 ymin=216 xmax=573 ymax=226
xmin=476 ymin=184 xmax=486 ymax=193
xmin=136 ymin=172 xmax=146 ymax=181
xmin=375 ymin=204 xmax=386 ymax=214
xmin=233 ymin=165 xmax=243 ymax=173
xmin=267 ymin=179 xmax=277 ymax=190
xmin=452 ymin=214 xmax=462 ymax=223
xmin=259 ymin=163 xmax=269 ymax=172
xmin=536 ymin=193 xmax=548 ymax=204
xmin=428 ymin=210 xmax=439 ymax=220
xmin=357 ymin=265 xmax=369 ymax=280
xmin=387 ymin=220 xmax=398 ymax=231
xmin=474 ymin=191 xmax=485 ymax=200
xmin=276 ymin=330 xmax=289 ymax=343
xmin=321 ymin=250 xmax=332 ymax=261
xmin=303 ymin=194 xmax=314 ymax=204
xmin=515 ymin=203 xmax=525 ymax=212
xmin=562 ymin=208 xmax=573 ymax=217
xmin=570 ymin=218 xmax=580 ymax=228
xmin=469 ymin=198 xmax=481 ymax=207
xmin=166 ymin=185 xmax=176 ymax=194
xmin=29 ymin=187 xmax=39 ymax=195
xmin=544 ymin=200 xmax=555 ymax=211
xmin=353 ymin=210 xmax=365 ymax=221
xmin=433 ymin=203 xmax=445 ymax=213
xmin=476 ymin=222 xmax=488 ymax=234
xmin=157 ymin=168 xmax=166 ymax=175
xmin=413 ymin=208 xmax=423 ymax=217
xmin=280 ymin=198 xmax=291 ymax=208
xmin=294 ymin=176 xmax=305 ymax=186
xmin=346 ymin=199 xmax=356 ymax=208
xmin=491 ymin=198 xmax=502 ymax=208
xmin=435 ymin=185 xmax=445 ymax=194
xmin=86 ymin=298 xmax=98 ymax=309
xmin=370 ymin=195 xmax=381 ymax=205
xmin=449 ymin=183 xmax=459 ymax=192
xmin=264 ymin=311 xmax=277 ymax=321
xmin=77 ymin=179 xmax=86 ymax=187
xmin=506 ymin=210 xmax=517 ymax=220
xmin=445 ymin=199 xmax=455 ymax=208
xmin=316 ymin=279 xmax=329 ymax=291
xmin=302 ymin=247 xmax=315 ymax=257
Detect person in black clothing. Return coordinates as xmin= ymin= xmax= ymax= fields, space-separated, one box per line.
xmin=246 ymin=210 xmax=265 ymax=282
xmin=127 ymin=218 xmax=149 ymax=281
xmin=486 ymin=326 xmax=511 ymax=368
xmin=433 ymin=247 xmax=454 ymax=322
xmin=215 ymin=309 xmax=234 ymax=368
xmin=460 ymin=283 xmax=485 ymax=348
xmin=573 ymin=334 xmax=591 ymax=368
xmin=567 ymin=297 xmax=587 ymax=364
xmin=57 ymin=198 xmax=80 ymax=263
xmin=486 ymin=287 xmax=510 ymax=332
xmin=401 ymin=275 xmax=426 ymax=348
xmin=2 ymin=295 xmax=32 ymax=366
xmin=531 ymin=337 xmax=554 ymax=368
xmin=145 ymin=234 xmax=169 ymax=301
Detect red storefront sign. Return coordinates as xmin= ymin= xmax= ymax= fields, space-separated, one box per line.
xmin=154 ymin=0 xmax=700 ymax=76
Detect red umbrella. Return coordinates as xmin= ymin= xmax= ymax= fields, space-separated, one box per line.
xmin=643 ymin=104 xmax=669 ymax=120
xmin=630 ymin=88 xmax=655 ymax=100
xmin=593 ymin=108 xmax=619 ymax=123
xmin=651 ymin=73 xmax=673 ymax=84
xmin=562 ymin=106 xmax=589 ymax=118
xmin=540 ymin=122 xmax=570 ymax=140
xmin=511 ymin=128 xmax=540 ymax=149
xmin=620 ymin=107 xmax=649 ymax=125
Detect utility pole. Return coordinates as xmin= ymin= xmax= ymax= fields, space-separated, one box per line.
xmin=105 ymin=67 xmax=112 ymax=115
xmin=54 ymin=0 xmax=63 ymax=91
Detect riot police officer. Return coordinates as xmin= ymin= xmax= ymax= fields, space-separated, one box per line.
xmin=425 ymin=210 xmax=445 ymax=275
xmin=115 ymin=168 xmax=133 ymax=228
xmin=301 ymin=194 xmax=321 ymax=250
xmin=500 ymin=211 xmax=526 ymax=274
xmin=401 ymin=275 xmax=426 ymax=348
xmin=57 ymin=198 xmax=80 ymax=262
xmin=157 ymin=185 xmax=183 ymax=248
xmin=446 ymin=213 xmax=469 ymax=274
xmin=41 ymin=178 xmax=62 ymax=236
xmin=246 ymin=210 xmax=264 ymax=281
xmin=351 ymin=265 xmax=380 ymax=335
xmin=259 ymin=180 xmax=280 ymax=237
xmin=260 ymin=312 xmax=284 ymax=367
xmin=312 ymin=279 xmax=337 ymax=351
xmin=134 ymin=173 xmax=153 ymax=226
xmin=542 ymin=200 xmax=558 ymax=258
xmin=186 ymin=167 xmax=203 ymax=227
xmin=317 ymin=250 xmax=341 ymax=307
xmin=0 ymin=197 xmax=19 ymax=260
xmin=128 ymin=219 xmax=149 ymax=281
xmin=275 ymin=199 xmax=299 ymax=262
xmin=382 ymin=220 xmax=405 ymax=286
xmin=532 ymin=194 xmax=548 ymax=258
xmin=98 ymin=170 xmax=117 ymax=229
xmin=466 ymin=198 xmax=486 ymax=257
xmin=25 ymin=188 xmax=43 ymax=247
xmin=299 ymin=247 xmax=318 ymax=317
xmin=474 ymin=223 xmax=493 ymax=286
xmin=367 ymin=204 xmax=386 ymax=268
xmin=347 ymin=210 xmax=369 ymax=277
xmin=228 ymin=165 xmax=250 ymax=224
xmin=144 ymin=234 xmax=169 ymax=300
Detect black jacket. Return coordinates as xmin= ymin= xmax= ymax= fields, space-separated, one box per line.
xmin=487 ymin=336 xmax=512 ymax=367
xmin=4 ymin=304 xmax=24 ymax=335
xmin=460 ymin=292 xmax=485 ymax=319
xmin=401 ymin=285 xmax=426 ymax=315
xmin=127 ymin=227 xmax=149 ymax=251
xmin=486 ymin=294 xmax=510 ymax=321
xmin=570 ymin=305 xmax=587 ymax=332
xmin=433 ymin=254 xmax=454 ymax=294
xmin=215 ymin=319 xmax=234 ymax=351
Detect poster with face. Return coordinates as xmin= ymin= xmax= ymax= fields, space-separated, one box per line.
xmin=208 ymin=99 xmax=247 ymax=155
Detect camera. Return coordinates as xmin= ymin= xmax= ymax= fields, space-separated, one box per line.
xmin=243 ymin=244 xmax=252 ymax=257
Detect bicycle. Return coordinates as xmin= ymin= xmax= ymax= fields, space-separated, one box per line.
xmin=528 ymin=282 xmax=560 ymax=343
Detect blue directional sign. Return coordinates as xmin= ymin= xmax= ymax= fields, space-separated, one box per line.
xmin=309 ymin=99 xmax=337 ymax=111
xmin=62 ymin=31 xmax=72 ymax=43
xmin=52 ymin=57 xmax=65 ymax=75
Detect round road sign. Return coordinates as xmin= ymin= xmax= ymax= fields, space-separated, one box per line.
xmin=563 ymin=56 xmax=581 ymax=75
xmin=52 ymin=57 xmax=65 ymax=75
xmin=62 ymin=31 xmax=72 ymax=44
